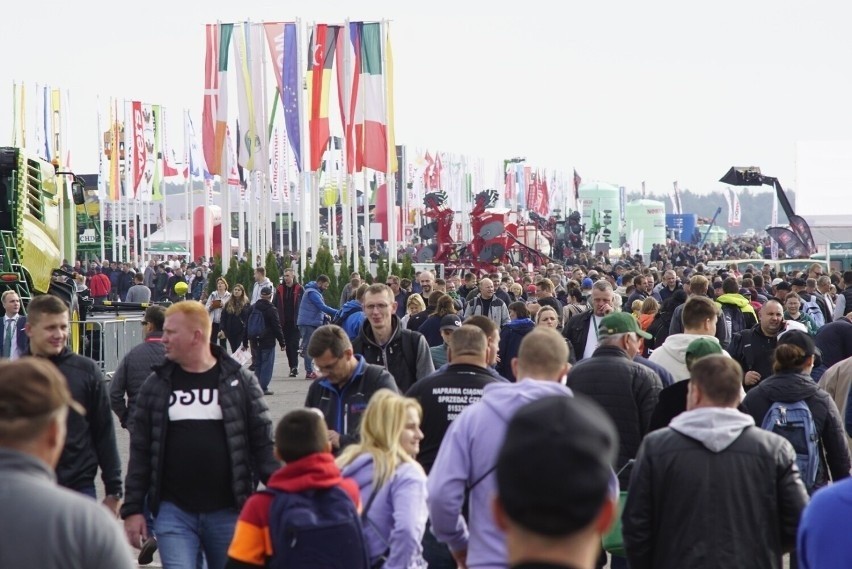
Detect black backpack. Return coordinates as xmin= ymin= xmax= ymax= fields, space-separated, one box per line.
xmin=646 ymin=311 xmax=673 ymax=353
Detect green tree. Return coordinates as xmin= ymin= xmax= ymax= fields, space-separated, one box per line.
xmin=358 ymin=257 xmax=370 ymax=284
xmin=401 ymin=254 xmax=415 ymax=280
xmin=302 ymin=258 xmax=313 ymax=284
xmin=238 ymin=259 xmax=254 ymax=297
xmin=206 ymin=256 xmax=223 ymax=295
xmin=265 ymin=251 xmax=280 ymax=288
xmin=313 ymin=247 xmax=338 ymax=307
xmin=337 ymin=255 xmax=351 ymax=301
xmin=376 ymin=257 xmax=389 ymax=285
xmin=224 ymin=255 xmax=240 ymax=292
xmin=389 ymin=261 xmax=401 ymax=277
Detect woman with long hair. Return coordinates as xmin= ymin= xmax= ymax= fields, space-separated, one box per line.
xmin=416 ymin=293 xmax=456 ymax=347
xmin=400 ymin=294 xmax=425 ymax=329
xmin=742 ymin=330 xmax=850 ymax=494
xmin=220 ymin=283 xmax=251 ymax=352
xmin=207 ymin=277 xmax=231 ymax=350
xmin=337 ymin=390 xmax=428 ymax=569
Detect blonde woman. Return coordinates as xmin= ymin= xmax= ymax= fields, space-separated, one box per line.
xmin=400 ymin=293 xmax=426 ymax=329
xmin=337 ymin=390 xmax=428 ymax=569
xmin=220 ymin=283 xmax=250 ymax=352
xmin=206 ymin=277 xmax=231 ymax=349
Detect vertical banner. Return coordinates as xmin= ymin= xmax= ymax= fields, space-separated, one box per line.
xmin=770 ymin=193 xmax=779 ymax=260
xmin=151 ymin=105 xmax=163 ymax=201
xmin=96 ymin=102 xmax=106 ymax=200
xmin=731 ymin=189 xmax=741 ymax=227
xmin=130 ymin=101 xmax=144 ymax=200
xmin=140 ymin=103 xmax=155 ymax=201
xmin=722 ymin=188 xmax=733 ymax=225
xmin=109 ymin=99 xmax=121 ymax=201
xmin=271 ymin=127 xmax=281 ymax=202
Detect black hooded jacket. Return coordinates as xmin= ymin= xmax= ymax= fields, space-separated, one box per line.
xmin=741 ymin=370 xmax=851 ymax=488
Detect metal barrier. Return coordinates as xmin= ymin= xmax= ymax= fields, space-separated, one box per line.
xmin=69 ymin=317 xmax=146 ymax=377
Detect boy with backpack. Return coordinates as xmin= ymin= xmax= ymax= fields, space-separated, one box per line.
xmin=225 ymin=408 xmax=370 ymax=569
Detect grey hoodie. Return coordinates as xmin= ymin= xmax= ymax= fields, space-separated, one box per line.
xmin=670 ymin=407 xmax=755 ymax=452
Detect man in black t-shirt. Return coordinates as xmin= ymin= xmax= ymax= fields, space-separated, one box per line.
xmin=406 ymin=325 xmax=500 ymax=568
xmin=122 ymin=301 xmax=277 ymax=568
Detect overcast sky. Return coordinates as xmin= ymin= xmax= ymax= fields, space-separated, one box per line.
xmin=2 ymin=0 xmax=851 ymax=215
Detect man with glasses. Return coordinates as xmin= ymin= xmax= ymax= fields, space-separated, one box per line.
xmin=353 ymin=284 xmax=435 ymax=392
xmin=304 ymin=325 xmax=397 ymax=452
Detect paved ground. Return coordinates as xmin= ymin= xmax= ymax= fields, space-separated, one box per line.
xmin=107 ymin=349 xmax=311 ymax=568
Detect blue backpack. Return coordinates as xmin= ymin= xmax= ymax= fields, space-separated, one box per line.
xmin=760 ymin=400 xmax=820 ymax=492
xmin=265 ymin=486 xmax=371 ymax=569
xmin=247 ymin=308 xmax=266 ymax=338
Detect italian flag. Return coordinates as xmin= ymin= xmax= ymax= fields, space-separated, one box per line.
xmin=355 ymin=23 xmax=388 ymax=173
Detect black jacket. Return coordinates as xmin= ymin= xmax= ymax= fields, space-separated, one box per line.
xmin=496 ymin=318 xmax=536 ymax=382
xmin=276 ymin=282 xmax=303 ymax=327
xmin=353 ymin=315 xmax=434 ymax=392
xmin=565 ymin=345 xmax=662 ymax=484
xmin=727 ymin=324 xmax=778 ymax=388
xmin=563 ymin=310 xmax=595 ymax=360
xmin=243 ymin=298 xmax=285 ymax=350
xmin=220 ymin=303 xmax=251 ymax=347
xmin=741 ymin=371 xmax=851 ymax=487
xmin=304 ymin=357 xmax=397 ymax=450
xmin=109 ymin=332 xmax=166 ymax=431
xmin=44 ymin=348 xmax=122 ymax=496
xmin=623 ymin=424 xmax=808 ymax=569
xmin=120 ymin=346 xmax=278 ymax=518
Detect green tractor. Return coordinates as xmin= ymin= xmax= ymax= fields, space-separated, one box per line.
xmin=0 ymin=146 xmax=88 ymax=351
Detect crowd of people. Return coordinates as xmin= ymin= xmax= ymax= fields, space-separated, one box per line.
xmin=3 ymin=235 xmax=852 ymax=568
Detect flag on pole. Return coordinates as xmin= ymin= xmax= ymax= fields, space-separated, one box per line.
xmin=202 ymin=24 xmax=219 ymax=172
xmin=282 ymin=22 xmax=302 ymax=172
xmin=109 ymin=99 xmax=121 ymax=200
xmin=212 ymin=23 xmax=233 ymax=176
xmin=306 ymin=24 xmax=340 ymax=172
xmin=151 ymin=105 xmax=163 ymax=201
xmin=730 ymin=188 xmax=741 ymax=227
xmin=673 ymin=181 xmax=683 ymax=215
xmin=722 ymin=188 xmax=733 ymax=224
xmin=354 ymin=22 xmax=388 ymax=172
xmin=343 ymin=21 xmax=362 ymax=173
xmin=97 ymin=103 xmax=106 ymax=200
xmin=186 ymin=111 xmax=210 ymax=181
xmin=233 ymin=22 xmax=269 ymax=173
